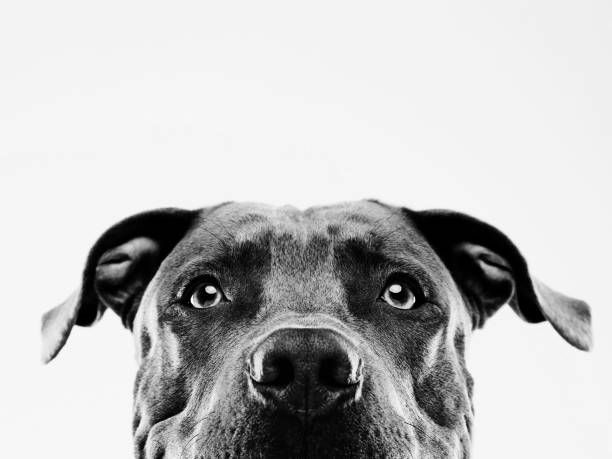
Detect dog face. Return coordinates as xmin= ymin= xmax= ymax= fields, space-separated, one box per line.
xmin=42 ymin=201 xmax=592 ymax=458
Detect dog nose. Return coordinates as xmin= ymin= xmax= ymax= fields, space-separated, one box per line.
xmin=247 ymin=328 xmax=363 ymax=417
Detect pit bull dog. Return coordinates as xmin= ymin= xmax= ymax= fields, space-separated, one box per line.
xmin=41 ymin=201 xmax=592 ymax=458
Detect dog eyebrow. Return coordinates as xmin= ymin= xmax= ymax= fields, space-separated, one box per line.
xmin=175 ymin=235 xmax=272 ymax=278
xmin=334 ymin=237 xmax=436 ymax=289
xmin=334 ymin=237 xmax=388 ymax=267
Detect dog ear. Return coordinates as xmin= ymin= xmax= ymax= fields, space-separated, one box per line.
xmin=41 ymin=208 xmax=197 ymax=363
xmin=410 ymin=209 xmax=592 ymax=351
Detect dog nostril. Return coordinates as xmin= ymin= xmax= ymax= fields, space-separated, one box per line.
xmin=319 ymin=356 xmax=363 ymax=389
xmin=249 ymin=354 xmax=295 ymax=387
xmin=248 ymin=328 xmax=363 ymax=416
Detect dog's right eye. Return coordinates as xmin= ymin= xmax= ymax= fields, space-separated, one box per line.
xmin=189 ymin=281 xmax=225 ymax=309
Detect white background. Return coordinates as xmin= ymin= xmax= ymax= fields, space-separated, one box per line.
xmin=1 ymin=1 xmax=611 ymax=457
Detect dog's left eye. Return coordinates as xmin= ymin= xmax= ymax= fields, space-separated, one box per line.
xmin=380 ymin=280 xmax=417 ymax=310
xmin=189 ymin=281 xmax=224 ymax=309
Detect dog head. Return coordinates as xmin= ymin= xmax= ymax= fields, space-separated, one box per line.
xmin=42 ymin=201 xmax=592 ymax=458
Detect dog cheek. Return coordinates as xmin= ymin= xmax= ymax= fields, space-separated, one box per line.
xmin=413 ymin=360 xmax=471 ymax=430
xmin=133 ymin=360 xmax=191 ymax=455
xmin=133 ymin=286 xmax=162 ymax=363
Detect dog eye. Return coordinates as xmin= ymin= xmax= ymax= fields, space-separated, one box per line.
xmin=189 ymin=281 xmax=224 ymax=309
xmin=381 ymin=281 xmax=417 ymax=310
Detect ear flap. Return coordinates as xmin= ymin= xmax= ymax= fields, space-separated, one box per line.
xmin=410 ymin=209 xmax=593 ymax=351
xmin=41 ymin=208 xmax=197 ymax=363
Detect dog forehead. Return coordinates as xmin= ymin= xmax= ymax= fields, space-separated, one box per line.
xmin=189 ymin=200 xmax=422 ymax=246
xmin=158 ymin=201 xmax=444 ymax=284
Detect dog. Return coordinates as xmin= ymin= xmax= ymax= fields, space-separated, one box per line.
xmin=41 ymin=200 xmax=592 ymax=458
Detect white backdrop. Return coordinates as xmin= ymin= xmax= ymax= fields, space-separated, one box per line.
xmin=1 ymin=1 xmax=611 ymax=457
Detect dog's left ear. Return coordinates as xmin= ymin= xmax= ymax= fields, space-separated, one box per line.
xmin=410 ymin=209 xmax=592 ymax=351
xmin=41 ymin=208 xmax=198 ymax=363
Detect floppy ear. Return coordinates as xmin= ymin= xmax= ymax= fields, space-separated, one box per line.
xmin=41 ymin=208 xmax=197 ymax=363
xmin=410 ymin=209 xmax=592 ymax=351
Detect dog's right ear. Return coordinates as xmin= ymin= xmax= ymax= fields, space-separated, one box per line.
xmin=41 ymin=208 xmax=197 ymax=363
xmin=410 ymin=209 xmax=592 ymax=351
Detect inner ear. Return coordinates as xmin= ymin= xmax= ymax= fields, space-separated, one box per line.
xmin=95 ymin=236 xmax=162 ymax=328
xmin=451 ymin=242 xmax=516 ymax=327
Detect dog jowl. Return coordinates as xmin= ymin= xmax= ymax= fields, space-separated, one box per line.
xmin=41 ymin=201 xmax=592 ymax=458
